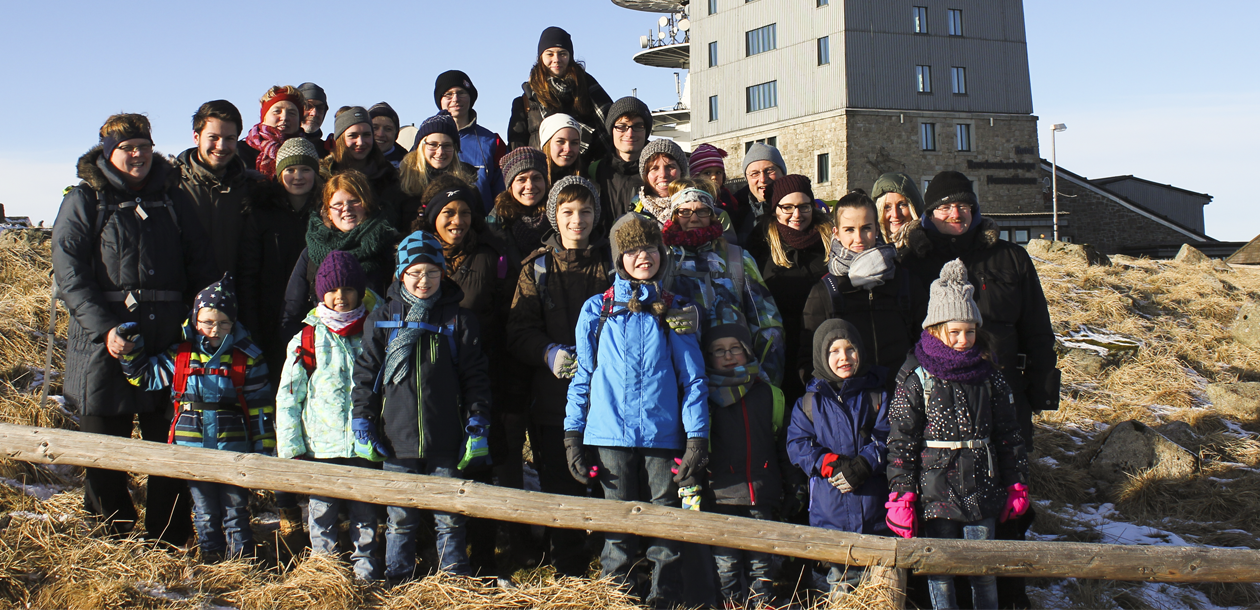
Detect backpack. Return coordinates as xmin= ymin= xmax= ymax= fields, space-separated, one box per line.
xmin=532 ymin=249 xmax=614 ymax=310
xmin=591 ymin=286 xmax=675 ymax=369
xmin=664 ymin=242 xmax=747 ymax=307
xmin=167 ymin=342 xmax=250 ymax=444
xmin=800 ymin=386 xmax=886 ymax=444
xmin=371 ymin=300 xmax=460 ymax=393
xmin=706 ymin=383 xmax=786 ymax=453
xmin=294 ymin=324 xmax=318 ymax=377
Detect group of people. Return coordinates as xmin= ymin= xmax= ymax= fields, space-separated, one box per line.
xmin=49 ymin=25 xmax=1060 ymax=610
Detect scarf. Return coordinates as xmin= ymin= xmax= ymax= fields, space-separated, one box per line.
xmin=305 ymin=213 xmax=395 ymax=281
xmin=827 ymin=239 xmax=898 ymax=290
xmin=914 ymin=330 xmax=993 ymax=384
xmin=316 ymin=304 xmax=367 ymax=337
xmin=638 ymin=187 xmax=672 ymax=225
xmin=511 ymin=211 xmax=549 ymax=253
xmin=381 ymin=286 xmax=441 ymax=385
xmin=706 ymin=360 xmax=763 ymax=408
xmin=244 ymin=123 xmax=291 ymax=180
xmin=662 ymin=220 xmax=723 ymax=248
xmin=776 ymin=222 xmax=822 ymax=251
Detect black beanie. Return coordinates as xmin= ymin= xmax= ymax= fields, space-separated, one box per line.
xmin=538 ymin=26 xmax=574 ymax=57
xmin=425 ymin=184 xmax=481 ymax=231
xmin=923 ymin=170 xmax=979 ymax=215
xmin=369 ymin=102 xmax=400 ymax=130
xmin=606 ymin=96 xmax=653 ymax=136
xmin=433 ymin=70 xmax=478 ymax=109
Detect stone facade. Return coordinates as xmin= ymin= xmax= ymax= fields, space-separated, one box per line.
xmin=1044 ymin=167 xmax=1206 ymax=254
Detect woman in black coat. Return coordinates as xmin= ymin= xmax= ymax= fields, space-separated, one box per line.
xmin=51 ymin=113 xmax=217 ymax=543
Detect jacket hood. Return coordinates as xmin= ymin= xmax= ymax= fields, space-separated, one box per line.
xmin=180 ymin=316 xmax=263 ymax=359
xmin=813 ymin=318 xmax=870 ymax=384
xmin=174 ymin=147 xmax=261 ymax=186
xmin=806 ymin=367 xmax=885 ymax=399
xmin=899 ymin=216 xmax=1000 ymax=259
xmin=77 ymin=144 xmax=180 ymax=195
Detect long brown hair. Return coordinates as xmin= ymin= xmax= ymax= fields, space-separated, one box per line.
xmin=528 ymin=60 xmax=593 ymax=117
xmin=490 ymin=177 xmax=548 ymax=223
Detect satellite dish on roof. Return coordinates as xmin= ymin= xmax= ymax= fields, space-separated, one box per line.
xmin=678 ymin=18 xmax=690 ymax=31
xmin=659 ymin=15 xmax=669 ymax=27
xmin=658 ymin=30 xmax=667 ymax=40
xmin=641 ymin=35 xmax=650 ymax=48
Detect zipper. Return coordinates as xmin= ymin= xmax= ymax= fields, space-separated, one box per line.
xmin=740 ymin=398 xmax=755 ymax=505
xmin=868 ymin=291 xmax=881 ymax=364
xmin=415 ymin=339 xmax=427 ymax=457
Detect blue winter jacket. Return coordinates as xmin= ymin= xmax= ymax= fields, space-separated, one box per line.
xmin=787 ymin=372 xmax=890 ymax=534
xmin=458 ymin=113 xmax=506 ymax=214
xmin=564 ymin=276 xmax=709 ymax=449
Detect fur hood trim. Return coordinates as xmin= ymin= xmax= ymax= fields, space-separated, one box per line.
xmin=76 ymin=145 xmax=179 ymax=193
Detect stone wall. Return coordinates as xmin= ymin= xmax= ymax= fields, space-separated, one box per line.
xmin=1046 ymin=170 xmax=1203 ymax=254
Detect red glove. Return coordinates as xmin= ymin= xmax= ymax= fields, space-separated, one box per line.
xmin=885 ymin=492 xmax=918 ymax=539
xmin=819 ymin=453 xmax=841 ymax=478
xmin=1000 ymin=483 xmax=1030 ymax=522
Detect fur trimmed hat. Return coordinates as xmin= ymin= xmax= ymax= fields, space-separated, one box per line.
xmin=547 ymin=175 xmax=601 ymax=233
xmin=639 ymin=138 xmax=689 ymax=182
xmin=395 ymin=231 xmax=445 ymax=278
xmin=923 ymin=258 xmax=982 ymax=328
xmin=193 ymin=273 xmax=238 ymax=322
xmin=610 ymin=213 xmax=665 ymax=281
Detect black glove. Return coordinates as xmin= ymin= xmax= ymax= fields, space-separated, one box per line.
xmin=779 ymin=483 xmax=808 ymax=520
xmin=832 ymin=455 xmax=872 ymax=492
xmin=672 ymin=437 xmax=710 ymax=486
xmin=564 ymin=431 xmax=598 ymax=485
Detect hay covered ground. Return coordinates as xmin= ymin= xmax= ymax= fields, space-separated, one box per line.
xmin=2 ymin=231 xmax=1259 ymax=609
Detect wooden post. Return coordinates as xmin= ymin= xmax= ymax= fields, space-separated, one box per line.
xmin=865 ymin=565 xmax=907 ymax=609
xmin=4 ymin=423 xmax=1260 ymax=583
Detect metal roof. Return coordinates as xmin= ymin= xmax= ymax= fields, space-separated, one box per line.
xmin=610 ymin=0 xmax=685 ymax=12
xmin=633 ymin=43 xmax=690 ymax=69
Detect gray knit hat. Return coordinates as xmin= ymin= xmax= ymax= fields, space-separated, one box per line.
xmin=923 ymin=259 xmax=983 ymax=328
xmin=639 ymin=138 xmax=689 ymax=181
xmin=668 ymin=187 xmax=717 ymax=218
xmin=333 ymin=106 xmax=370 ymax=140
xmin=499 ymin=146 xmax=547 ymax=186
xmin=741 ymin=142 xmax=786 ymax=176
xmin=547 ymin=175 xmax=601 ymax=232
xmin=275 ymin=137 xmax=320 ymax=176
xmin=606 ymin=96 xmax=653 ymax=135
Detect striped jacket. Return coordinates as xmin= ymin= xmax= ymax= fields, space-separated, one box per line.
xmin=121 ymin=320 xmax=275 ymax=453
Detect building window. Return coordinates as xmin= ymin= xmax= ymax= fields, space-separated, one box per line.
xmin=951 ymin=67 xmax=967 ymax=94
xmin=709 ymin=95 xmax=719 ymax=122
xmin=914 ymin=6 xmax=929 ymax=33
xmin=746 ymin=24 xmax=777 ymax=56
xmin=955 ymin=124 xmax=972 ymax=151
xmin=1014 ymin=229 xmax=1029 ymax=244
xmin=746 ymin=81 xmax=778 ymax=112
xmin=817 ymin=36 xmax=830 ymax=65
xmin=817 ymin=0 xmax=828 ymax=5
xmin=745 ymin=136 xmax=777 ymax=153
xmin=709 ymin=0 xmax=718 ymax=14
xmin=817 ymin=153 xmax=830 ymax=183
xmin=916 ymin=65 xmax=932 ymax=93
xmin=709 ymin=41 xmax=718 ymax=68
xmin=920 ymin=123 xmax=937 ymax=151
xmin=948 ymin=9 xmax=963 ymax=36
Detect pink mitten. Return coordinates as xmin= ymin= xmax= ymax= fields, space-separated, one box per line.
xmin=1000 ymin=483 xmax=1029 ymax=522
xmin=885 ymin=492 xmax=918 ymax=538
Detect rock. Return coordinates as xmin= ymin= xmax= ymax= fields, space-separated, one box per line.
xmin=1205 ymin=382 xmax=1260 ymax=420
xmin=1089 ymin=420 xmax=1198 ymax=486
xmin=1212 ymin=259 xmax=1233 ymax=273
xmin=1230 ymin=302 xmax=1260 ymax=351
xmin=1026 ymin=239 xmax=1111 ymax=266
xmin=1175 ymin=244 xmax=1211 ymax=264
xmin=1058 ymin=346 xmax=1110 ymax=376
xmin=1110 ymin=254 xmax=1143 ymax=266
xmin=1153 ymin=421 xmax=1200 ymax=451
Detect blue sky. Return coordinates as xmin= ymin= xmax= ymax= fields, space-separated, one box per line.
xmin=3 ymin=1 xmax=1257 ymax=241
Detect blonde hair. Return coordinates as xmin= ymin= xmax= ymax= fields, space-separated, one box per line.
xmin=765 ymin=215 xmax=834 ymax=268
xmin=924 ymin=321 xmax=995 ymax=361
xmin=399 ymin=143 xmax=476 ymax=198
xmin=668 ymin=177 xmax=717 ymax=199
xmin=875 ymin=192 xmax=920 ymax=247
xmin=259 ymin=85 xmax=304 ymax=108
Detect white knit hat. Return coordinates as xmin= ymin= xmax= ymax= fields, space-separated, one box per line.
xmin=539 ymin=113 xmax=582 ymax=148
xmin=922 ymin=259 xmax=983 ymax=328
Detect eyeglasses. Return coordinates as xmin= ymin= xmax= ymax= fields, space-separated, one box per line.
xmin=622 ymin=247 xmax=657 ymax=258
xmin=441 ymin=90 xmax=470 ymax=100
xmin=675 ymin=208 xmax=714 ymax=219
xmin=776 ymin=203 xmax=813 ymax=214
xmin=747 ymin=168 xmax=779 ymax=180
xmin=423 ymin=141 xmax=456 ymax=153
xmin=612 ymin=123 xmax=646 ymax=134
xmin=403 ymin=268 xmax=442 ymax=281
xmin=117 ymin=144 xmax=153 ymax=155
xmin=710 ymin=346 xmax=746 ymax=359
xmin=329 ymin=199 xmax=364 ymax=211
xmin=196 ymin=320 xmax=233 ymax=331
xmin=933 ymin=203 xmax=973 ymax=214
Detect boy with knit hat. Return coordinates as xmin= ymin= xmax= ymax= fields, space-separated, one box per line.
xmin=351 ymin=231 xmax=492 ymax=580
xmin=369 ymin=102 xmax=406 ymax=169
xmin=276 ymin=251 xmax=382 ymax=579
xmin=435 ymin=70 xmax=507 ymax=213
xmin=116 ymin=273 xmax=275 ymax=562
xmin=593 ymin=96 xmax=652 ymax=232
xmin=564 ymin=213 xmax=708 ymax=606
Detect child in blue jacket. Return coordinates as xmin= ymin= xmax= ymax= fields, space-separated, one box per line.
xmin=118 ymin=274 xmax=275 ymax=561
xmin=563 ymin=213 xmax=708 ymax=607
xmin=787 ymin=318 xmax=890 ymax=595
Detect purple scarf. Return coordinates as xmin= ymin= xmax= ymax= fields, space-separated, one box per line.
xmin=914 ymin=330 xmax=993 ymax=384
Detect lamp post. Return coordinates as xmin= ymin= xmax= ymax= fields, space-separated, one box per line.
xmin=1051 ymin=123 xmax=1067 ymax=241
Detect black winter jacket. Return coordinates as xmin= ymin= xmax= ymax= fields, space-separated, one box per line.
xmin=708 ymin=381 xmax=796 ymax=508
xmin=172 ymin=148 xmax=265 ymax=277
xmin=591 ymin=152 xmax=643 ymax=237
xmin=351 ymin=281 xmax=491 ymax=460
xmin=885 ymin=353 xmax=1028 ymax=522
xmin=52 ymin=147 xmax=217 ymax=417
xmin=508 ymin=75 xmax=614 ymax=166
xmin=320 ymin=155 xmax=407 ymax=230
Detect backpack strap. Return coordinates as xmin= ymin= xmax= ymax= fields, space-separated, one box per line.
xmin=372 ymin=302 xmax=459 ymax=391
xmin=228 ymin=349 xmax=253 ymax=438
xmin=534 ymin=253 xmax=552 ymax=310
xmin=823 ymin=274 xmax=845 ymax=314
xmin=858 ymin=389 xmax=884 ymax=444
xmin=801 ymin=391 xmax=817 ymax=424
xmin=770 ymin=384 xmax=785 ymax=436
xmin=725 ymin=244 xmax=746 ymax=300
xmin=592 ymin=288 xmax=616 ymax=369
xmin=295 ymin=324 xmax=317 ymax=378
xmin=914 ymin=366 xmax=934 ymax=407
xmin=168 ymin=343 xmax=194 ymax=443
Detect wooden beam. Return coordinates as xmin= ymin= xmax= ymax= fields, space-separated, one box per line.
xmin=4 ymin=423 xmax=1260 ymax=584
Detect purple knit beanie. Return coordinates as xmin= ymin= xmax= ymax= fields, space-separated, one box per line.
xmin=315 ymin=250 xmax=367 ymax=298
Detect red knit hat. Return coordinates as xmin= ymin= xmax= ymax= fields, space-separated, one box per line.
xmin=767 ymin=174 xmax=814 ymax=208
xmin=689 ymin=143 xmax=728 ymax=175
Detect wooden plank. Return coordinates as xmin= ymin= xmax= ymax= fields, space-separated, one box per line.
xmin=864 ymin=565 xmax=907 ymax=609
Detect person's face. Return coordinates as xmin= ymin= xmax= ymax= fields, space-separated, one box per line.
xmin=195 ymin=307 xmax=233 ymax=349
xmin=698 ymin=167 xmax=725 ymax=189
xmin=264 ymin=100 xmax=302 ymax=135
xmin=322 ymin=287 xmax=361 ymax=313
xmin=343 ymin=123 xmax=374 ymax=161
xmin=611 ymin=115 xmax=646 ymax=155
xmin=193 ymin=117 xmax=239 ymax=171
xmin=707 ymin=337 xmax=748 ymax=372
xmin=930 ymin=202 xmax=974 ymax=236
xmin=828 ymin=338 xmax=859 ymax=379
xmin=941 ymin=322 xmax=977 ymax=351
xmin=435 ymin=200 xmax=472 ymax=246
xmin=108 ymin=138 xmax=153 ymax=185
xmin=745 ymin=161 xmax=779 ymax=201
xmin=556 ymin=198 xmax=594 ymax=247
xmin=646 ymin=155 xmax=680 ymax=197
xmin=372 ymin=117 xmax=398 ymax=153
xmin=328 ymin=189 xmax=366 ymax=232
xmin=510 ymin=170 xmax=547 ymax=207
xmin=280 ymin=165 xmax=315 ymax=196
xmin=421 ymin=134 xmax=456 ymax=170
xmin=674 ymin=201 xmax=713 ymax=231
xmin=621 ymin=247 xmax=661 ymax=280
xmin=440 ymin=87 xmax=471 ymax=122
xmin=303 ymin=101 xmax=327 ymax=133
xmin=548 ymin=127 xmax=581 ymax=167
xmin=541 ymin=47 xmax=571 ymax=76
xmin=400 ymin=262 xmax=442 ymax=299
xmin=834 ymin=206 xmax=879 ymax=252
xmin=774 ymin=192 xmax=813 ymax=231
xmin=881 ymin=193 xmax=914 ymax=236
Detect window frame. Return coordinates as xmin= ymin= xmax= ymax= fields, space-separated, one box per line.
xmin=709 ymin=0 xmax=718 ymax=15
xmin=708 ymin=95 xmax=719 ymax=122
xmin=916 ymin=65 xmax=932 ymax=94
xmin=955 ymin=123 xmax=972 ymax=152
xmin=948 ymin=9 xmax=964 ymax=36
xmin=913 ymin=6 xmax=929 ymax=34
xmin=709 ymin=41 xmax=719 ymax=68
xmin=816 ymin=152 xmax=831 ymax=184
xmin=745 ymin=136 xmax=778 ymax=153
xmin=951 ymin=66 xmax=967 ymax=95
xmin=920 ymin=123 xmax=937 ymax=151
xmin=817 ymin=36 xmax=830 ymax=66
xmin=746 ymin=80 xmax=778 ymax=113
xmin=746 ymin=23 xmax=777 ymax=57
